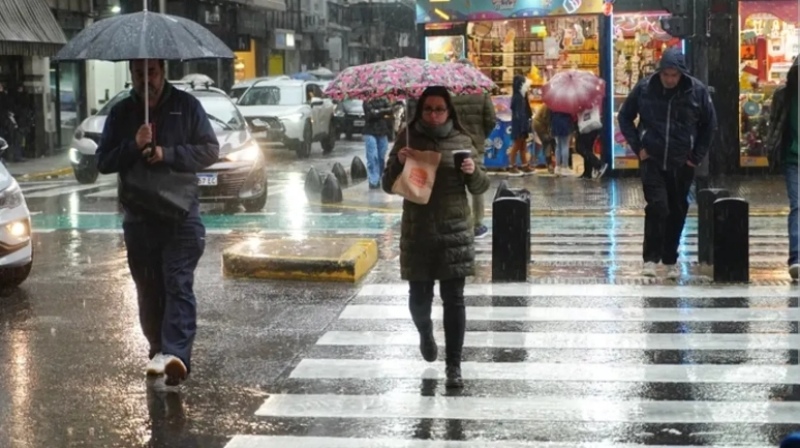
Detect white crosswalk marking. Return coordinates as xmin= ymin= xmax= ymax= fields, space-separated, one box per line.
xmin=225 ymin=281 xmax=800 ymax=447
xmin=23 ymin=181 xmax=116 ymax=198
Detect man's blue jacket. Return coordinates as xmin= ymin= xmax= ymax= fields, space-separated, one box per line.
xmin=96 ymin=82 xmax=219 ymax=221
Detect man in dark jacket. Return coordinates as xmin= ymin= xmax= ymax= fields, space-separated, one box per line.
xmin=363 ymin=97 xmax=392 ymax=189
xmin=451 ymin=92 xmax=496 ymax=238
xmin=618 ymin=48 xmax=717 ymax=279
xmin=96 ymin=59 xmax=219 ymax=386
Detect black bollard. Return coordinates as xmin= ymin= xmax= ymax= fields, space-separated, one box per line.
xmin=712 ymin=197 xmax=749 ymax=283
xmin=321 ymin=173 xmax=343 ymax=204
xmin=331 ymin=162 xmax=348 ymax=187
xmin=491 ymin=182 xmax=531 ymax=282
xmin=351 ymin=156 xmax=367 ymax=183
xmin=697 ymin=188 xmax=730 ymax=265
xmin=304 ymin=166 xmax=323 ymax=193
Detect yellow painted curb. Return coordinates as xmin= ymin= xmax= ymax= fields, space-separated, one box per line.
xmin=16 ymin=166 xmax=73 ymax=181
xmin=222 ymin=238 xmax=378 ymax=283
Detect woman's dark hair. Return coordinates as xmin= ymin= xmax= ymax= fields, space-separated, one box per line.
xmin=409 ymin=85 xmax=469 ymax=134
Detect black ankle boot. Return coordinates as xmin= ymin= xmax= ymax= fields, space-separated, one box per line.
xmin=419 ymin=330 xmax=438 ymax=362
xmin=445 ymin=365 xmax=463 ymax=388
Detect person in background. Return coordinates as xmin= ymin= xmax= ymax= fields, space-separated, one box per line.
xmin=550 ymin=111 xmax=575 ymax=176
xmin=363 ymin=97 xmax=393 ymax=189
xmin=766 ymin=56 xmax=799 ymax=280
xmin=509 ymin=74 xmax=533 ymax=175
xmin=451 ymin=59 xmax=497 ymax=238
xmin=13 ymin=85 xmax=33 ymax=160
xmin=382 ymin=86 xmax=490 ymax=388
xmin=532 ymin=103 xmax=555 ymax=174
xmin=575 ymin=128 xmax=607 ymax=179
xmin=96 ymin=59 xmax=219 ymax=386
xmin=618 ymin=47 xmax=717 ymax=279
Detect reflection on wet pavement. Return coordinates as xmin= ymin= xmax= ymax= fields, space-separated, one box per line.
xmin=3 ymin=153 xmax=799 ymax=447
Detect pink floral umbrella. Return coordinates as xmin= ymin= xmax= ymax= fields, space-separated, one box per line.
xmin=324 ymin=57 xmax=495 ymax=101
xmin=541 ymin=70 xmax=606 ymax=114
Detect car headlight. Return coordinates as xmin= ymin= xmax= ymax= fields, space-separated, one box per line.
xmin=6 ymin=220 xmax=30 ymax=242
xmin=74 ymin=128 xmax=84 ymax=140
xmin=225 ymin=143 xmax=261 ymax=162
xmin=279 ymin=113 xmax=304 ymax=123
xmin=0 ymin=182 xmax=24 ymax=210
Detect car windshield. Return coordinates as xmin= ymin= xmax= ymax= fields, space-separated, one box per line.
xmin=194 ymin=94 xmax=246 ymax=131
xmin=97 ymin=90 xmax=131 ymax=116
xmin=229 ymin=86 xmax=248 ymax=101
xmin=238 ymin=85 xmax=303 ymax=106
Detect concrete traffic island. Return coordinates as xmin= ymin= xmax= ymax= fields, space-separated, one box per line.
xmin=222 ymin=238 xmax=379 ymax=283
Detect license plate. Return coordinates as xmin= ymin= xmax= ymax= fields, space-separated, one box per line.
xmin=198 ymin=173 xmax=218 ymax=186
xmin=353 ymin=120 xmax=365 ymax=127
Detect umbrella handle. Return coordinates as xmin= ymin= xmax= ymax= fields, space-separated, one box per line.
xmin=142 ymin=142 xmax=154 ymax=158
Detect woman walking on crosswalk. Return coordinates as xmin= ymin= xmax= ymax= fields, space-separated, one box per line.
xmin=382 ymin=86 xmax=490 ymax=388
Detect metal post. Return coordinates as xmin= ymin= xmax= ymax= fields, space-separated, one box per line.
xmin=697 ymin=188 xmax=729 ymax=265
xmin=492 ymin=182 xmax=531 ymax=282
xmin=712 ymin=197 xmax=749 ymax=283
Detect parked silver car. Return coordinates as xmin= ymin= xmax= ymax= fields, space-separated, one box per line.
xmin=0 ymin=136 xmax=33 ymax=288
xmin=68 ymin=85 xmax=269 ymax=212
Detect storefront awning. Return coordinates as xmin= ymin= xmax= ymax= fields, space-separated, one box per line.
xmin=0 ymin=0 xmax=67 ymax=57
xmin=229 ymin=0 xmax=287 ymax=12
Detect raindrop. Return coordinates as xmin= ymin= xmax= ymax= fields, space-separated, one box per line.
xmin=82 ymin=299 xmax=86 ymax=309
xmin=88 ymin=427 xmax=95 ymax=437
xmin=67 ymin=427 xmax=73 ymax=437
xmin=50 ymin=328 xmax=56 ymax=337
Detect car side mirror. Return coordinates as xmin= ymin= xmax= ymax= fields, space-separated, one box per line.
xmin=90 ymin=108 xmax=98 ymax=115
xmin=310 ymin=97 xmax=324 ymax=107
xmin=0 ymin=137 xmax=7 ymax=157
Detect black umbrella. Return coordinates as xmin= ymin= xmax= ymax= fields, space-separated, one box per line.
xmin=53 ymin=1 xmax=233 ymax=123
xmin=52 ymin=10 xmax=233 ymax=62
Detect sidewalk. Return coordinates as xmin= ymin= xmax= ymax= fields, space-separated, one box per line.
xmin=5 ymin=151 xmax=72 ymax=181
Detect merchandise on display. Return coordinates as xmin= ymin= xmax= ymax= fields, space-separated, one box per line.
xmin=738 ymin=2 xmax=799 ymax=167
xmin=610 ymin=12 xmax=682 ymax=170
xmin=466 ymin=17 xmax=600 ymax=170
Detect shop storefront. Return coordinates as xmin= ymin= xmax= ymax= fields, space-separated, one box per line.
xmin=738 ymin=0 xmax=798 ymax=168
xmin=416 ymin=0 xmax=682 ymax=173
xmin=610 ymin=12 xmax=683 ymax=170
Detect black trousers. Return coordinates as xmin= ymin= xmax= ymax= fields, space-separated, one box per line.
xmin=641 ymin=159 xmax=695 ymax=265
xmin=408 ymin=278 xmax=466 ymax=366
xmin=576 ymin=130 xmax=602 ymax=177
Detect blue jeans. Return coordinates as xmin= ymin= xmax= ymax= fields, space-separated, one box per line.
xmin=365 ymin=134 xmax=388 ymax=187
xmin=555 ymin=135 xmax=570 ymax=168
xmin=786 ymin=163 xmax=799 ymax=265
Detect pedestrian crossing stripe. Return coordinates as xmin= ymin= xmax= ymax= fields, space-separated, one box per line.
xmin=253 ymin=393 xmax=800 ymax=424
xmin=315 ymin=331 xmax=800 ymax=350
xmin=224 ymin=436 xmax=774 ymax=448
xmin=289 ymin=359 xmax=800 ymax=384
xmin=225 ymin=280 xmax=800 ymax=446
xmin=357 ymin=284 xmax=799 ymax=298
xmin=339 ymin=305 xmax=800 ymax=322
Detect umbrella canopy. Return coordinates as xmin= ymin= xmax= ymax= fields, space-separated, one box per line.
xmin=52 ymin=10 xmax=234 ymax=62
xmin=541 ymin=70 xmax=606 ymax=114
xmin=443 ymin=61 xmax=497 ymax=92
xmin=324 ymin=57 xmax=494 ymax=102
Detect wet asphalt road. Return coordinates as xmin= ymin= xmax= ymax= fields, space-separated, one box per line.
xmin=2 ymin=140 xmax=800 ymax=447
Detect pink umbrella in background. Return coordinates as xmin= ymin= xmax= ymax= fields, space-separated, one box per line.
xmin=541 ymin=70 xmax=606 ymax=114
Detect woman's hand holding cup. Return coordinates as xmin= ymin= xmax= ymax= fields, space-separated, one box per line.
xmin=453 ymin=149 xmax=473 ymax=174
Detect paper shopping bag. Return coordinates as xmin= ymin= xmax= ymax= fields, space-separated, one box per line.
xmin=391 ymin=148 xmax=442 ymax=205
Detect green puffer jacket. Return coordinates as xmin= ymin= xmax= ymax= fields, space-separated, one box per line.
xmin=450 ymin=94 xmax=497 ymax=156
xmin=382 ymin=124 xmax=490 ymax=281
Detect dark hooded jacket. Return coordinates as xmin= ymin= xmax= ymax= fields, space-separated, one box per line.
xmin=510 ymin=75 xmax=532 ymax=140
xmin=766 ymin=57 xmax=798 ymax=169
xmin=363 ymin=97 xmax=392 ymax=137
xmin=617 ymin=48 xmax=717 ymax=169
xmin=96 ymin=81 xmax=220 ymax=222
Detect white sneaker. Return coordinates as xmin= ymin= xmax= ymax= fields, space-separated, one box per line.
xmin=665 ymin=265 xmax=681 ymax=280
xmin=163 ymin=355 xmax=188 ymax=386
xmin=642 ymin=262 xmax=658 ymax=277
xmin=146 ymin=353 xmax=166 ymax=376
xmin=790 ymin=264 xmax=799 ymax=281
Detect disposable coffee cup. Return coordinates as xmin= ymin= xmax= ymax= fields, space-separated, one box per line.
xmin=453 ymin=149 xmax=471 ymax=171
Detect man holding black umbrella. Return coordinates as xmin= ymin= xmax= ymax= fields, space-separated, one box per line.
xmin=96 ymin=59 xmax=219 ymax=386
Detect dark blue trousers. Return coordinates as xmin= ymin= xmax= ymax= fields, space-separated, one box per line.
xmin=123 ymin=217 xmax=205 ymax=374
